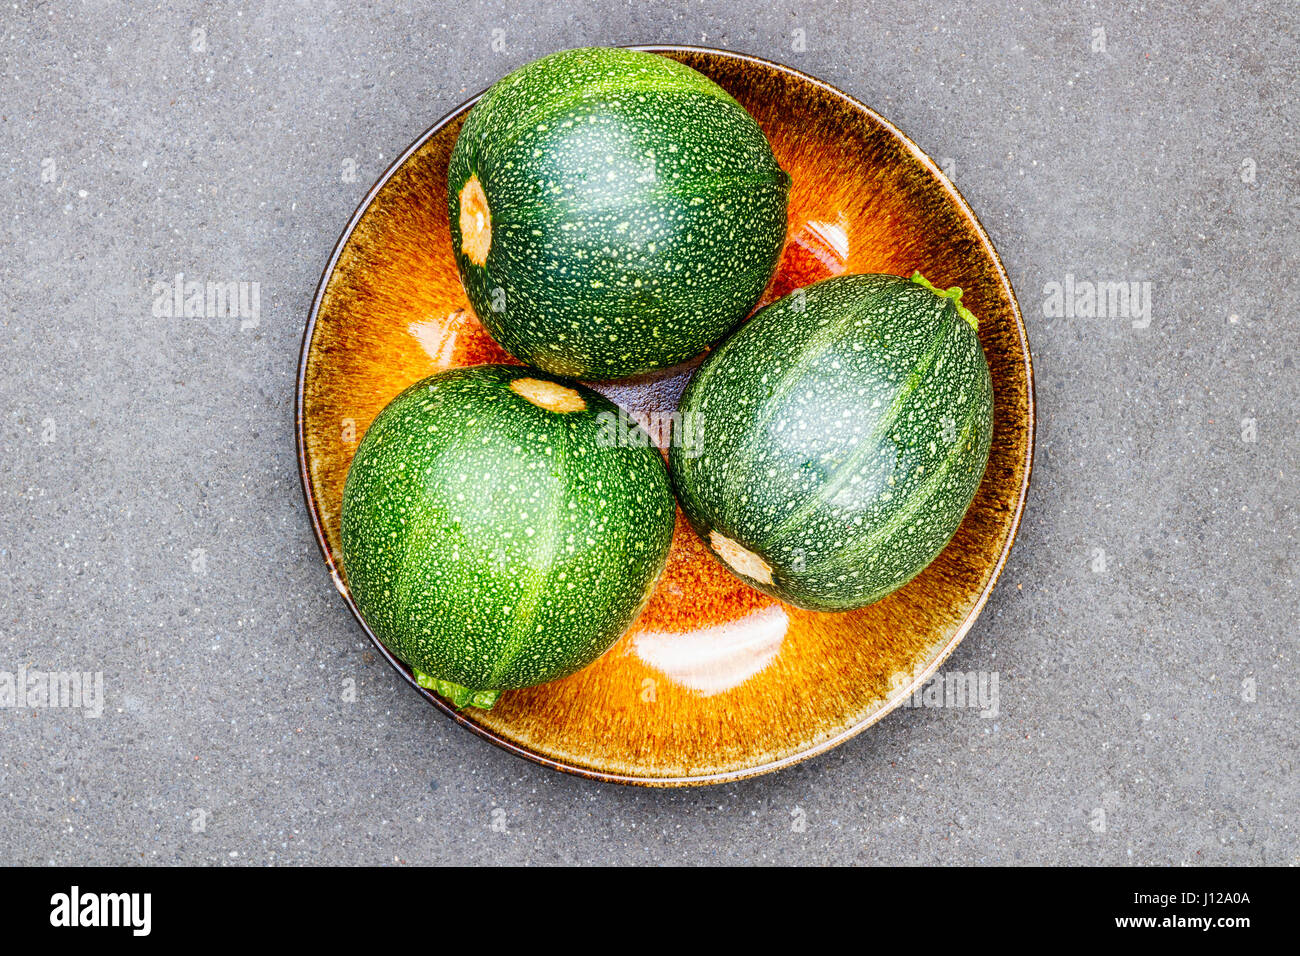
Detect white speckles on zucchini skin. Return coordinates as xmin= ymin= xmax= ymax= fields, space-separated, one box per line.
xmin=670 ymin=274 xmax=994 ymax=612
xmin=448 ymin=47 xmax=790 ymax=381
xmin=340 ymin=365 xmax=675 ymax=701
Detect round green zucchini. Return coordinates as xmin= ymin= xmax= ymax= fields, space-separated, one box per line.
xmin=669 ymin=273 xmax=994 ymax=612
xmin=447 ymin=46 xmax=790 ymax=381
xmin=341 ymin=364 xmax=675 ymax=708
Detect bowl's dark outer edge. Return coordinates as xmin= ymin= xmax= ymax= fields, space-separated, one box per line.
xmin=294 ymin=44 xmax=1037 ymax=788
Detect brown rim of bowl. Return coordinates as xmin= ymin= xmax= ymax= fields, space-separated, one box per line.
xmin=294 ymin=44 xmax=1037 ymax=788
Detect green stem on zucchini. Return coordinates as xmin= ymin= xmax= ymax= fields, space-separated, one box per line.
xmin=413 ymin=669 xmax=501 ymax=710
xmin=911 ymin=271 xmax=978 ymax=332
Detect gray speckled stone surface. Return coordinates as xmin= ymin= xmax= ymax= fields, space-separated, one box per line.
xmin=0 ymin=0 xmax=1295 ymax=866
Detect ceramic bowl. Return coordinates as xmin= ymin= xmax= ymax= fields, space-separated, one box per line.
xmin=296 ymin=46 xmax=1035 ymax=786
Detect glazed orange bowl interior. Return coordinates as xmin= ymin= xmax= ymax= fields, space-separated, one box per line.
xmin=297 ymin=46 xmax=1034 ymax=785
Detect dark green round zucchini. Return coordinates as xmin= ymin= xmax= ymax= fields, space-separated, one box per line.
xmin=341 ymin=364 xmax=675 ymax=708
xmin=669 ymin=273 xmax=993 ymax=612
xmin=447 ymin=47 xmax=790 ymax=381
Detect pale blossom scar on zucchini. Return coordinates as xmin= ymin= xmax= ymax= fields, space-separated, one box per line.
xmin=709 ymin=530 xmax=774 ymax=585
xmin=458 ymin=174 xmax=492 ymax=266
xmin=510 ymin=377 xmax=587 ymax=413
